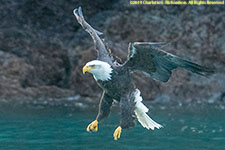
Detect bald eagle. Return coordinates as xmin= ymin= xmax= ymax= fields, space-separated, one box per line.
xmin=73 ymin=7 xmax=214 ymax=140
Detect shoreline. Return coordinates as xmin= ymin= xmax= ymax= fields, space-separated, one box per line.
xmin=0 ymin=95 xmax=224 ymax=113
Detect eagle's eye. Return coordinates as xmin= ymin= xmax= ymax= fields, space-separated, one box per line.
xmin=89 ymin=64 xmax=95 ymax=68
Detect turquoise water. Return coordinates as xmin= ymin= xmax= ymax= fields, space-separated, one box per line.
xmin=0 ymin=104 xmax=224 ymax=150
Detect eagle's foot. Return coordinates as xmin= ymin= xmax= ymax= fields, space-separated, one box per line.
xmin=86 ymin=120 xmax=98 ymax=132
xmin=113 ymin=126 xmax=122 ymax=140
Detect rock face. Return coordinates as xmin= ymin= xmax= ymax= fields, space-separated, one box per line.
xmin=0 ymin=0 xmax=224 ymax=105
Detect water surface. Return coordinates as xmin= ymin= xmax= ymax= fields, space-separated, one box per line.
xmin=0 ymin=104 xmax=224 ymax=150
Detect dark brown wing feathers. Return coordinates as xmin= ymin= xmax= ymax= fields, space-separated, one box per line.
xmin=123 ymin=42 xmax=214 ymax=82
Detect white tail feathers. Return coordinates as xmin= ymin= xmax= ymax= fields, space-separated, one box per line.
xmin=134 ymin=89 xmax=163 ymax=130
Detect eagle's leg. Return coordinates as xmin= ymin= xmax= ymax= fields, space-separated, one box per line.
xmin=113 ymin=96 xmax=135 ymax=140
xmin=86 ymin=92 xmax=113 ymax=132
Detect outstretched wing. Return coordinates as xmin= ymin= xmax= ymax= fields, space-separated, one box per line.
xmin=73 ymin=7 xmax=113 ymax=64
xmin=123 ymin=42 xmax=214 ymax=82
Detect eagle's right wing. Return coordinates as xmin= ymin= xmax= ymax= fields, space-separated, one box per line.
xmin=123 ymin=42 xmax=214 ymax=82
xmin=73 ymin=7 xmax=113 ymax=63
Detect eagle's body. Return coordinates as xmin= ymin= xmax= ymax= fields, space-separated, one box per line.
xmin=97 ymin=66 xmax=133 ymax=100
xmin=73 ymin=7 xmax=214 ymax=140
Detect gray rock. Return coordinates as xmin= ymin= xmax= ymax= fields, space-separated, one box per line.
xmin=0 ymin=1 xmax=224 ymax=106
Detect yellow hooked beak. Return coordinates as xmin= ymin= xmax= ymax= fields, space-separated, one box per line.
xmin=82 ymin=65 xmax=94 ymax=74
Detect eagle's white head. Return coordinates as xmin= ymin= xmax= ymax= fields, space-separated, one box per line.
xmin=82 ymin=60 xmax=113 ymax=81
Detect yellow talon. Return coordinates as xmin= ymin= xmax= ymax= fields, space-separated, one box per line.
xmin=113 ymin=126 xmax=122 ymax=140
xmin=86 ymin=120 xmax=98 ymax=132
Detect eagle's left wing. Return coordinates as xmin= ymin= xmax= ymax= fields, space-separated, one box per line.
xmin=123 ymin=42 xmax=214 ymax=82
xmin=73 ymin=7 xmax=113 ymax=64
